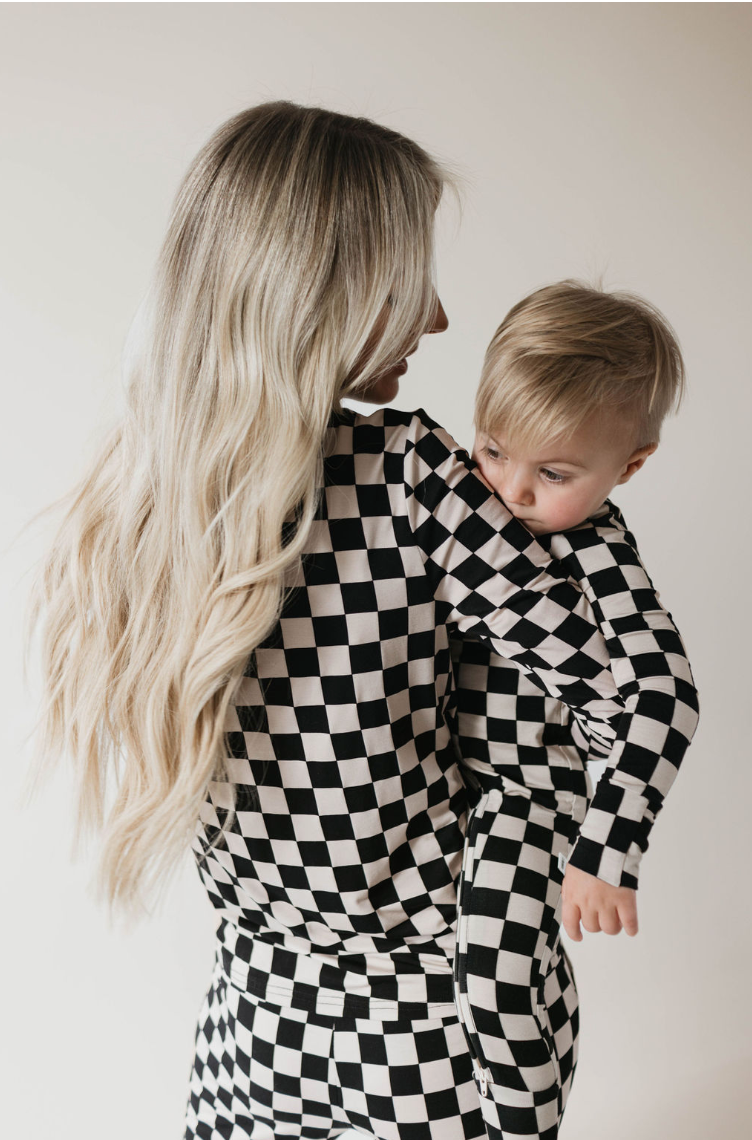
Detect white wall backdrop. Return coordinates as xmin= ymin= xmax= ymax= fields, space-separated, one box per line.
xmin=2 ymin=4 xmax=750 ymax=1139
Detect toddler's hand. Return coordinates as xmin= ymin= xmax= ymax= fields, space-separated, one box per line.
xmin=561 ymin=863 xmax=638 ymax=940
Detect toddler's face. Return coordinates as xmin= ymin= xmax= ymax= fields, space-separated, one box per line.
xmin=472 ymin=410 xmax=656 ymax=535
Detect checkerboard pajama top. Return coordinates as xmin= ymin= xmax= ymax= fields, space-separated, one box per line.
xmin=449 ymin=498 xmax=700 ymax=890
xmin=191 ymin=406 xmax=697 ymax=1022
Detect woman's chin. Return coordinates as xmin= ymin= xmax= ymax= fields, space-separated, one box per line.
xmin=356 ymin=372 xmax=401 ymax=406
xmin=375 ymin=374 xmax=401 ymax=404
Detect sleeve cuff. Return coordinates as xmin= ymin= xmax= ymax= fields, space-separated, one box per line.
xmin=566 ymin=835 xmax=642 ymax=890
xmin=565 ymin=777 xmax=659 ymax=889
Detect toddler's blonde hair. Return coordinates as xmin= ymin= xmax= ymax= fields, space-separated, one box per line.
xmin=475 ymin=279 xmax=686 ymax=452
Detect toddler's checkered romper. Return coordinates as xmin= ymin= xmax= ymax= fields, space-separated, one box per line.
xmin=182 ymin=407 xmax=691 ymax=1140
xmin=449 ymin=502 xmax=699 ymax=1139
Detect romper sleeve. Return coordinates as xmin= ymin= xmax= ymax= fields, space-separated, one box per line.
xmin=400 ymin=409 xmax=620 ymax=714
xmin=537 ymin=500 xmax=700 ymax=889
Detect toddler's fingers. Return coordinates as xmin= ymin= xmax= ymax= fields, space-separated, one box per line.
xmin=618 ymin=899 xmax=639 ymax=937
xmin=562 ymin=897 xmax=583 ymax=942
xmin=598 ymin=904 xmax=623 ymax=936
xmin=580 ymin=901 xmax=602 ymax=934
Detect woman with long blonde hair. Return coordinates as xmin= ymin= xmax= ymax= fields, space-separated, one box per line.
xmin=27 ymin=102 xmax=629 ymax=1138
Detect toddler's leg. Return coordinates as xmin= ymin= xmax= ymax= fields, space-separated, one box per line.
xmin=453 ymin=788 xmax=581 ymax=1140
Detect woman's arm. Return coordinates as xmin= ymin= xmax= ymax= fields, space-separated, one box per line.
xmin=400 ymin=408 xmax=619 ymax=707
xmin=447 ymin=631 xmax=624 ymax=778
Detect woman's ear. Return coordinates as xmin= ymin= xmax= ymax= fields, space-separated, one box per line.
xmin=615 ymin=442 xmax=658 ymax=486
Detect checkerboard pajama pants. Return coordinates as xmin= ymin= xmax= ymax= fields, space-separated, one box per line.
xmin=184 ymin=952 xmax=487 ymax=1140
xmin=453 ymin=784 xmax=587 ymax=1140
xmin=184 ymin=789 xmax=585 ymax=1140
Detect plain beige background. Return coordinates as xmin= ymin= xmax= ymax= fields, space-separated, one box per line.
xmin=2 ymin=4 xmax=750 ymax=1138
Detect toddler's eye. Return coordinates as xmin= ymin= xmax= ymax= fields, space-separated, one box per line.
xmin=484 ymin=445 xmax=502 ymax=462
xmin=541 ymin=468 xmax=566 ymax=484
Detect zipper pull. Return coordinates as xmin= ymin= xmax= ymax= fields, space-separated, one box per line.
xmin=472 ymin=1056 xmax=489 ymax=1097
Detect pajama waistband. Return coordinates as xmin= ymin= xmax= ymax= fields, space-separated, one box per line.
xmin=463 ymin=764 xmax=593 ymax=821
xmin=213 ymin=920 xmax=460 ymax=1022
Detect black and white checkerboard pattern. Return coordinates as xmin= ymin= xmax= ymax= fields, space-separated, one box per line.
xmin=542 ymin=500 xmax=700 ymax=888
xmin=191 ymin=406 xmax=626 ymax=1023
xmin=449 ymin=633 xmax=604 ymax=810
xmin=450 ymin=498 xmax=700 ymax=890
xmin=184 ymin=948 xmax=488 ymax=1140
xmin=446 ymin=503 xmax=699 ymax=1136
xmin=453 ymin=787 xmax=585 ymax=1140
xmin=185 ymin=407 xmax=700 ymax=1136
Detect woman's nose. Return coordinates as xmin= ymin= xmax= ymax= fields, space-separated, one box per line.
xmin=428 ymin=295 xmax=449 ymax=334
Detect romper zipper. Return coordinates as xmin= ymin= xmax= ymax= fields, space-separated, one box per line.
xmin=455 ymin=793 xmax=493 ymax=1098
xmin=472 ymin=1056 xmax=489 ymax=1097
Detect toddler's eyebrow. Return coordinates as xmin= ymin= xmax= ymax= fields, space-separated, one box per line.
xmin=540 ymin=458 xmax=588 ymax=469
xmin=486 ymin=436 xmax=588 ymax=470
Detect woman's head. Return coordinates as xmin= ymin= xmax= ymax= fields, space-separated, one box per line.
xmin=149 ymin=101 xmax=450 ymax=423
xmin=26 ymin=101 xmax=455 ymax=915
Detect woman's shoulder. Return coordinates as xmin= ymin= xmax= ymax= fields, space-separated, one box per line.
xmin=332 ymin=404 xmax=468 ymax=461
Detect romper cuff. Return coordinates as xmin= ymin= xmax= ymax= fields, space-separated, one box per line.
xmin=566 ymin=774 xmax=658 ymax=889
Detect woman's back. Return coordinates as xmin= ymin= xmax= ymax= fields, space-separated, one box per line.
xmin=196 ymin=405 xmax=479 ymax=1020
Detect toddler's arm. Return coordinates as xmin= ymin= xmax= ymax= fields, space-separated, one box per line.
xmin=537 ymin=499 xmax=700 ymax=889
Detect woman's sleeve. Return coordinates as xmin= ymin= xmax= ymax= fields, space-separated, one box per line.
xmin=568 ymin=707 xmax=622 ymax=766
xmin=538 ymin=501 xmax=700 ymax=889
xmin=401 ymin=409 xmax=620 ymax=714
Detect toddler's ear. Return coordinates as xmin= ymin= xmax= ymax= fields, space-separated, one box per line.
xmin=615 ymin=443 xmax=658 ymax=485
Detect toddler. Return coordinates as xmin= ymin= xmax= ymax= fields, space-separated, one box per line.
xmin=448 ymin=280 xmax=700 ymax=1139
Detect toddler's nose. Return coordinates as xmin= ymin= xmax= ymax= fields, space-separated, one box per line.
xmin=503 ymin=475 xmax=534 ymax=507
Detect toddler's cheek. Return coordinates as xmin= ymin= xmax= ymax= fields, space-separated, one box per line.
xmin=546 ymin=492 xmax=594 ymax=532
xmin=474 ymin=462 xmax=503 ymax=497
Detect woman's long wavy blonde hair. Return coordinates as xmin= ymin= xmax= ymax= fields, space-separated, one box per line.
xmin=23 ymin=101 xmax=451 ymax=919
